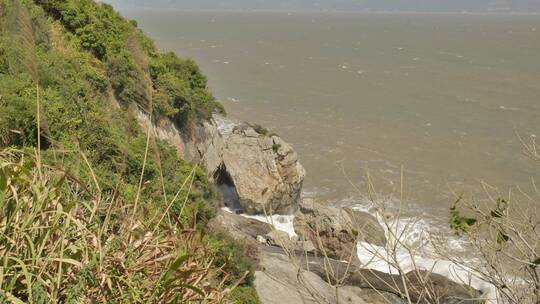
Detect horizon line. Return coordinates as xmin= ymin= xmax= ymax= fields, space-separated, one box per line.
xmin=115 ymin=7 xmax=540 ymax=15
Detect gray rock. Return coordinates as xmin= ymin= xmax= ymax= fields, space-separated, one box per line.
xmin=219 ymin=124 xmax=305 ymax=214
xmin=257 ymin=235 xmax=268 ymax=244
xmin=209 ymin=211 xmax=482 ymax=304
xmin=339 ymin=287 xmax=406 ymax=304
xmin=262 ymin=246 xmax=483 ymax=304
xmin=300 ymin=240 xmax=316 ymax=253
xmin=137 ymin=112 xmax=305 ymax=215
xmin=293 ymin=200 xmax=386 ymax=263
xmin=208 ymin=210 xmax=272 ymax=241
xmin=255 ymin=250 xmax=372 ymax=304
xmin=265 ymin=230 xmax=294 ymax=249
xmin=343 ymin=207 xmax=387 ymax=247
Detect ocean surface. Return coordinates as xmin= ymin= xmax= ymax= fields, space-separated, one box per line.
xmin=125 ymin=10 xmax=540 ymax=216
xmin=119 ymin=10 xmax=540 ymax=299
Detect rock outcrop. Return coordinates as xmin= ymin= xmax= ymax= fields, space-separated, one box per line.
xmin=137 ymin=111 xmax=305 ymax=215
xmin=217 ymin=122 xmax=306 ymax=214
xmin=293 ymin=200 xmax=387 ymax=262
xmin=208 ymin=209 xmax=273 ymax=241
xmin=209 ymin=209 xmax=484 ymax=304
xmin=135 ymin=110 xmax=224 ymax=176
xmin=255 ymin=249 xmax=406 ymax=304
xmin=137 ymin=107 xmax=485 ymax=304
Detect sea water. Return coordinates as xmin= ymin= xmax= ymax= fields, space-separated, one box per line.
xmin=122 ymin=10 xmax=540 ymax=302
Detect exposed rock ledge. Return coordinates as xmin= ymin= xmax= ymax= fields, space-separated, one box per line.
xmin=209 ymin=209 xmax=485 ymax=304
xmin=136 ymin=110 xmax=485 ymax=304
xmin=135 ymin=111 xmax=305 ymax=214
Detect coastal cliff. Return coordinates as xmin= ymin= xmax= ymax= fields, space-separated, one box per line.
xmin=0 ymin=0 xmax=487 ymax=303
xmin=137 ymin=97 xmax=485 ymax=304
xmin=137 ymin=109 xmax=306 ymax=215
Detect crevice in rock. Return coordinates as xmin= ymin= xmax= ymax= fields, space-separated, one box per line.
xmin=214 ymin=162 xmax=242 ymax=212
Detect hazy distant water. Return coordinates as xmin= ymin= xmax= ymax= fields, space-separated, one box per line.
xmin=125 ymin=10 xmax=540 ymax=218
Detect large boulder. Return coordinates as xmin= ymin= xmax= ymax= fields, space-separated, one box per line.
xmin=137 ymin=112 xmax=305 ymax=215
xmin=255 ymin=249 xmax=343 ymax=304
xmin=216 ymin=122 xmax=305 ymax=214
xmin=343 ymin=207 xmax=387 ymax=247
xmin=293 ymin=200 xmax=386 ymax=262
xmin=255 ymin=249 xmax=401 ymax=304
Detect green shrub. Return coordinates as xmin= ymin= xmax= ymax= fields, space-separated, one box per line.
xmin=249 ymin=123 xmax=269 ymax=136
xmin=0 ymin=1 xmax=258 ymax=302
xmin=208 ymin=231 xmax=256 ymax=286
xmin=231 ymin=286 xmax=262 ymax=304
xmin=0 ymin=148 xmax=231 ymax=303
xmin=32 ymin=0 xmax=223 ymax=124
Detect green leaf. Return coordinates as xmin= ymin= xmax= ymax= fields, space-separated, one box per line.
xmin=47 ymin=258 xmax=83 ymax=268
xmin=162 ymin=253 xmax=189 ymax=284
xmin=532 ymin=257 xmax=540 ymax=268
xmin=148 ymin=253 xmax=190 ymax=302
xmin=179 ymin=284 xmax=205 ymax=297
xmin=0 ymin=167 xmax=7 ymax=192
xmin=0 ymin=168 xmax=6 ymax=208
xmin=449 ymin=203 xmax=476 ymax=234
xmin=0 ymin=291 xmax=25 ymax=304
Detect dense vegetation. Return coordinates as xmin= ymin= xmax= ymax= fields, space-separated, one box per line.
xmin=0 ymin=0 xmax=256 ymax=302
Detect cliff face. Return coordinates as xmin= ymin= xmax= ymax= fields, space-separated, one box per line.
xmin=218 ymin=120 xmax=305 ymax=214
xmin=136 ymin=109 xmax=306 ymax=215
xmin=0 ymin=1 xmax=259 ymax=301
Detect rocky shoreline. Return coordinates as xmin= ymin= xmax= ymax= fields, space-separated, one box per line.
xmin=138 ymin=112 xmax=486 ymax=304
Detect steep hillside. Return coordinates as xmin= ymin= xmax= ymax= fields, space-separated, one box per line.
xmin=0 ymin=0 xmax=256 ymax=303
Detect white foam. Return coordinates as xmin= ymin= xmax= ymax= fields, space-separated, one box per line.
xmin=213 ymin=115 xmax=240 ymax=136
xmin=222 ymin=200 xmax=497 ymax=302
xmin=351 ymin=204 xmax=497 ymax=303
xmin=245 ymin=213 xmax=297 ymax=237
xmin=222 ymin=207 xmax=296 ymax=237
xmin=498 ymin=105 xmax=520 ymax=111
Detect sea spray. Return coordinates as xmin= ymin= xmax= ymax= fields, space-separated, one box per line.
xmin=224 ymin=197 xmax=498 ymax=303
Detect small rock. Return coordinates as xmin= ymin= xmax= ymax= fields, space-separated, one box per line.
xmin=294 ymin=200 xmax=386 ymax=262
xmin=300 ymin=240 xmax=316 ymax=253
xmin=276 ymin=215 xmax=289 ymax=224
xmin=257 ymin=235 xmax=268 ymax=244
xmin=244 ymin=128 xmax=260 ymax=138
xmin=265 ymin=230 xmax=294 ymax=249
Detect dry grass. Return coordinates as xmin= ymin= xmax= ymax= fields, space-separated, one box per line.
xmin=0 ymin=147 xmax=240 ymax=303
